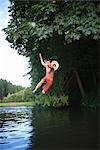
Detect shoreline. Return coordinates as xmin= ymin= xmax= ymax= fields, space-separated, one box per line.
xmin=0 ymin=102 xmax=34 ymax=107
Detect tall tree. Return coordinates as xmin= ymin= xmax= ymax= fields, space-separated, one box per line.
xmin=3 ymin=0 xmax=99 ymax=99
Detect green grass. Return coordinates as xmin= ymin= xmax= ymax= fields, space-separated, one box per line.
xmin=0 ymin=102 xmax=35 ymax=107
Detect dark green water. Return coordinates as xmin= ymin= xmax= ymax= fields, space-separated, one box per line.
xmin=0 ymin=106 xmax=99 ymax=150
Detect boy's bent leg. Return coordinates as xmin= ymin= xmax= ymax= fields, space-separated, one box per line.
xmin=33 ymin=78 xmax=45 ymax=93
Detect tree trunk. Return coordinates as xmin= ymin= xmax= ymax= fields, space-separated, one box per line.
xmin=74 ymin=70 xmax=85 ymax=98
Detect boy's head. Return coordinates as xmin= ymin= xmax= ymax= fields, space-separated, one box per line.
xmin=44 ymin=59 xmax=51 ymax=65
xmin=44 ymin=59 xmax=59 ymax=71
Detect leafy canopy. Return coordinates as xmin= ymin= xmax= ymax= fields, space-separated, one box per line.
xmin=4 ymin=0 xmax=100 ymax=56
xmin=3 ymin=0 xmax=99 ymax=97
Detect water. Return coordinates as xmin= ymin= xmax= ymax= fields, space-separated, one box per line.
xmin=0 ymin=106 xmax=99 ymax=150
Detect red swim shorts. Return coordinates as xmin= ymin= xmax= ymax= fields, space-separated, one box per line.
xmin=41 ymin=77 xmax=53 ymax=93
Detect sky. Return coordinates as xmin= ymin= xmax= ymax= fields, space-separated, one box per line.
xmin=0 ymin=0 xmax=31 ymax=87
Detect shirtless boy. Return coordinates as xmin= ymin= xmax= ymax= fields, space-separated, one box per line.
xmin=33 ymin=53 xmax=59 ymax=94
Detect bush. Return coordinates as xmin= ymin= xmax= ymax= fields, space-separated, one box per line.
xmin=1 ymin=87 xmax=69 ymax=108
xmin=80 ymin=89 xmax=99 ymax=109
xmin=2 ymin=88 xmax=34 ymax=102
xmin=22 ymin=88 xmax=35 ymax=101
xmin=34 ymin=94 xmax=69 ymax=108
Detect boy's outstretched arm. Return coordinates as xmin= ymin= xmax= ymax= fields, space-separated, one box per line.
xmin=39 ymin=53 xmax=46 ymax=67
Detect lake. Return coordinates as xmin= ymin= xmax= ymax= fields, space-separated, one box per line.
xmin=0 ymin=106 xmax=99 ymax=150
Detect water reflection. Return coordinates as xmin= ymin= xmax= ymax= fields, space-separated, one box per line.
xmin=0 ymin=106 xmax=99 ymax=150
xmin=0 ymin=106 xmax=35 ymax=150
xmin=32 ymin=107 xmax=99 ymax=149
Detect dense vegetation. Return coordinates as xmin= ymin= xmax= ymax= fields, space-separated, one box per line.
xmin=0 ymin=79 xmax=24 ymax=100
xmin=1 ymin=88 xmax=69 ymax=108
xmin=3 ymin=0 xmax=99 ymax=108
xmin=1 ymin=88 xmax=33 ymax=102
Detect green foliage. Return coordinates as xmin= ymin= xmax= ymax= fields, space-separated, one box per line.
xmin=2 ymin=88 xmax=34 ymax=102
xmin=0 ymin=79 xmax=24 ymax=100
xmin=2 ymin=91 xmax=22 ymax=102
xmin=3 ymin=1 xmax=100 ymax=56
xmin=1 ymin=87 xmax=69 ymax=108
xmin=22 ymin=88 xmax=34 ymax=101
xmin=2 ymin=0 xmax=99 ymax=102
xmin=80 ymin=90 xmax=99 ymax=109
xmin=34 ymin=94 xmax=69 ymax=108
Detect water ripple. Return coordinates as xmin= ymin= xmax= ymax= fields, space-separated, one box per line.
xmin=0 ymin=106 xmax=35 ymax=150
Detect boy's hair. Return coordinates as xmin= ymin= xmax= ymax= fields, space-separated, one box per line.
xmin=49 ymin=60 xmax=52 ymax=63
xmin=44 ymin=59 xmax=47 ymax=62
xmin=45 ymin=59 xmax=53 ymax=63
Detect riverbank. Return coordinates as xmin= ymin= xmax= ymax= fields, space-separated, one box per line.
xmin=0 ymin=102 xmax=34 ymax=107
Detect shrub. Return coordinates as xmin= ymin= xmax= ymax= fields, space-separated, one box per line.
xmin=23 ymin=88 xmax=34 ymax=101
xmin=80 ymin=89 xmax=99 ymax=109
xmin=34 ymin=94 xmax=69 ymax=108
xmin=3 ymin=88 xmax=34 ymax=102
xmin=2 ymin=87 xmax=69 ymax=108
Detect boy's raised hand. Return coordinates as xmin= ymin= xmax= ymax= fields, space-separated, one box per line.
xmin=39 ymin=53 xmax=42 ymax=58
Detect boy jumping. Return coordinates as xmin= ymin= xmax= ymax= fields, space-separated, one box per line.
xmin=33 ymin=53 xmax=59 ymax=94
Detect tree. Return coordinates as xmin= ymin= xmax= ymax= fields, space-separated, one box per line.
xmin=3 ymin=0 xmax=99 ymax=102
xmin=0 ymin=79 xmax=25 ymax=100
xmin=4 ymin=1 xmax=100 ymax=54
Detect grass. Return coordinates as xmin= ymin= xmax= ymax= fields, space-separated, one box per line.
xmin=0 ymin=102 xmax=35 ymax=107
